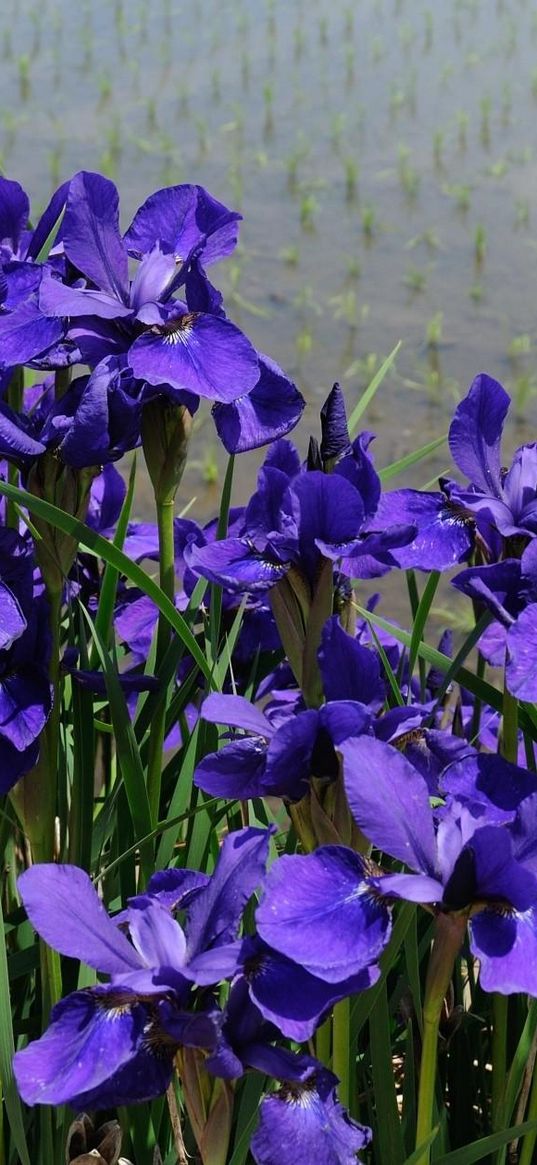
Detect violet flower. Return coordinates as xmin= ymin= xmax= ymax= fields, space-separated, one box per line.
xmin=256 ymin=736 xmax=537 ymax=995
xmin=14 ymin=828 xmax=272 ymax=1108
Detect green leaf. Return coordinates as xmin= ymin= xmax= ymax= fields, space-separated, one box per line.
xmin=348 ymin=341 xmax=401 ymax=435
xmin=78 ymin=603 xmax=153 ymax=880
xmin=0 ymin=894 xmax=31 ymax=1165
xmin=435 ymin=1119 xmax=537 ymax=1163
xmin=407 ymin=570 xmax=441 ymax=697
xmin=0 ymin=477 xmax=213 ymax=686
xmin=379 ymin=434 xmax=447 ymax=483
xmin=370 ymin=979 xmax=406 ymax=1163
xmin=402 ymin=1130 xmax=440 ymax=1165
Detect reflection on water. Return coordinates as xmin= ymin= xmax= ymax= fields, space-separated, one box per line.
xmin=2 ymin=0 xmax=537 ymax=519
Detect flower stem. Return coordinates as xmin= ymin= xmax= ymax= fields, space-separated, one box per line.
xmin=519 ymin=1052 xmax=537 ymax=1165
xmin=146 ymin=498 xmax=176 ymax=828
xmin=491 ymin=676 xmax=518 ymax=1126
xmin=415 ymin=912 xmax=467 ymax=1165
xmin=332 ymin=996 xmax=351 ymax=1110
xmin=10 ymin=586 xmax=62 ymax=862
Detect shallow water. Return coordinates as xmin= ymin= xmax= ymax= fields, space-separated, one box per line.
xmin=2 ymin=0 xmax=537 ymax=523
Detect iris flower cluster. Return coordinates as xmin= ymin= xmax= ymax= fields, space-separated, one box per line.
xmin=6 ymin=168 xmax=537 ymax=1165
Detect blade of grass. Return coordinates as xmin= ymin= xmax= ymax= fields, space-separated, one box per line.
xmin=434 ymin=1119 xmax=537 ymax=1163
xmin=0 ymin=894 xmax=31 ymax=1165
xmin=0 ymin=479 xmax=213 ymax=686
xmin=379 ymin=434 xmax=447 ymax=484
xmin=370 ymin=979 xmax=406 ymax=1163
xmin=407 ymin=571 xmax=441 ymax=699
xmin=78 ymin=602 xmax=153 ymax=881
xmin=348 ymin=341 xmax=401 ymax=435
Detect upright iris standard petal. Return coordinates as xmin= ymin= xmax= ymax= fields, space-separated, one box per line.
xmin=129 ymin=309 xmax=260 ymax=402
xmin=18 ymin=864 xmax=143 ymax=974
xmin=448 ymin=372 xmax=509 ymax=495
xmin=62 ymin=171 xmax=129 ymax=303
xmin=185 ymin=827 xmax=272 ymax=960
xmin=0 ymin=177 xmax=29 ymax=256
xmin=319 ymin=383 xmax=352 ymax=463
xmin=340 ymin=736 xmax=437 ymax=875
xmin=256 ymin=847 xmax=391 ymax=983
xmin=281 ymin=471 xmax=365 ymax=582
xmin=251 ymin=1069 xmax=372 ymax=1165
xmin=318 ymin=615 xmax=385 ymax=707
xmin=13 ymin=987 xmax=147 ymax=1107
xmin=212 ymin=353 xmax=305 ymax=453
xmin=124 ymin=183 xmax=241 ymax=265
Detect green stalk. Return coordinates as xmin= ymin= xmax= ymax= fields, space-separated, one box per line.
xmin=146 ymin=497 xmax=176 ymax=827
xmin=6 ymin=368 xmax=23 ymax=530
xmin=316 ymin=1015 xmax=331 ymax=1068
xmin=519 ymin=1056 xmax=537 ymax=1165
xmin=415 ymin=912 xmax=467 ymax=1164
xmin=10 ymin=587 xmax=62 ymax=862
xmin=492 ymin=680 xmax=518 ymax=1128
xmin=332 ymin=996 xmax=352 ymax=1109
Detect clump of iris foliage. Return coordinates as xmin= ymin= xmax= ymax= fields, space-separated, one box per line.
xmin=2 ymin=172 xmax=537 ymax=1165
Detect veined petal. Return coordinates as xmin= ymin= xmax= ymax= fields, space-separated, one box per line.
xmin=129 ymin=311 xmax=260 ymax=402
xmin=194 ymin=738 xmax=269 ymax=800
xmin=212 ymin=353 xmax=305 ymax=453
xmin=340 ymin=736 xmax=437 ymax=875
xmin=0 ymin=299 xmax=64 ymax=368
xmin=13 ymin=987 xmax=146 ymax=1107
xmin=470 ymin=907 xmax=537 ymax=994
xmin=0 ymin=580 xmax=26 ymax=650
xmin=448 ymin=372 xmax=509 ymax=495
xmin=18 ymin=864 xmax=143 ymax=974
xmin=256 ymin=847 xmax=391 ymax=983
xmin=200 ymin=692 xmax=274 ymax=738
xmin=124 ymin=183 xmax=241 ymax=265
xmin=39 ymin=269 xmax=133 ymax=319
xmin=185 ymin=827 xmax=272 ymax=958
xmin=62 ymin=171 xmax=129 ymax=302
xmin=186 ymin=536 xmax=289 ymax=591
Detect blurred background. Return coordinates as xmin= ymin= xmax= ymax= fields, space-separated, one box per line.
xmin=2 ymin=0 xmax=537 ymax=514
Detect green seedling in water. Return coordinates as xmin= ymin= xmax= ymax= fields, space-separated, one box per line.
xmin=474 ymin=224 xmax=486 ymax=264
xmin=329 ymin=290 xmax=358 ymax=327
xmin=295 ymin=325 xmax=313 ymax=358
xmin=444 ymin=183 xmax=471 ymax=212
xmin=361 ymin=205 xmax=376 ymax=237
xmin=319 ymin=17 xmax=328 ymax=45
xmin=18 ymin=55 xmax=30 ymax=99
xmin=330 ymin=113 xmax=346 ymax=151
xmin=456 ymin=109 xmax=469 ymax=149
xmin=426 ymin=312 xmax=444 ymax=349
xmin=513 ymin=374 xmax=537 ymax=414
xmin=508 ymin=334 xmax=532 ymax=360
xmin=278 ymin=245 xmax=300 ymax=266
xmin=487 ymin=159 xmax=508 ymax=178
xmin=515 ymin=199 xmax=530 ymax=228
xmin=433 ymin=130 xmax=444 ymax=167
xmin=299 ymin=194 xmax=318 ymax=231
xmin=468 ymin=283 xmax=484 ymax=303
xmin=99 ymin=72 xmax=112 ymax=103
xmin=344 ymin=158 xmax=358 ymax=200
xmin=346 ymin=257 xmax=362 ymax=279
xmin=480 ymin=95 xmax=491 ymax=147
xmin=404 ymin=267 xmax=427 ymax=292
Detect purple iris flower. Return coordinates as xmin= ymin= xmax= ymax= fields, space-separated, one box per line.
xmin=251 ymin=1066 xmax=372 ymax=1165
xmin=256 ymin=735 xmax=537 ymax=995
xmin=14 ymin=827 xmax=272 ymax=1108
xmin=0 ymin=177 xmax=70 ymax=367
xmin=453 ymin=542 xmax=537 ymax=699
xmin=186 ymin=433 xmax=414 ymax=595
xmin=449 ymin=372 xmax=537 ymax=544
xmin=194 ymin=616 xmax=382 ymax=802
xmin=0 ymin=530 xmax=52 ymax=792
xmin=373 ymin=478 xmax=476 ymax=571
xmin=22 ymin=171 xmax=304 ymax=451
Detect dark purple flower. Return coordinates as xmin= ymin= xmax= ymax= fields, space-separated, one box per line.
xmin=251 ymin=1067 xmax=371 ymax=1165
